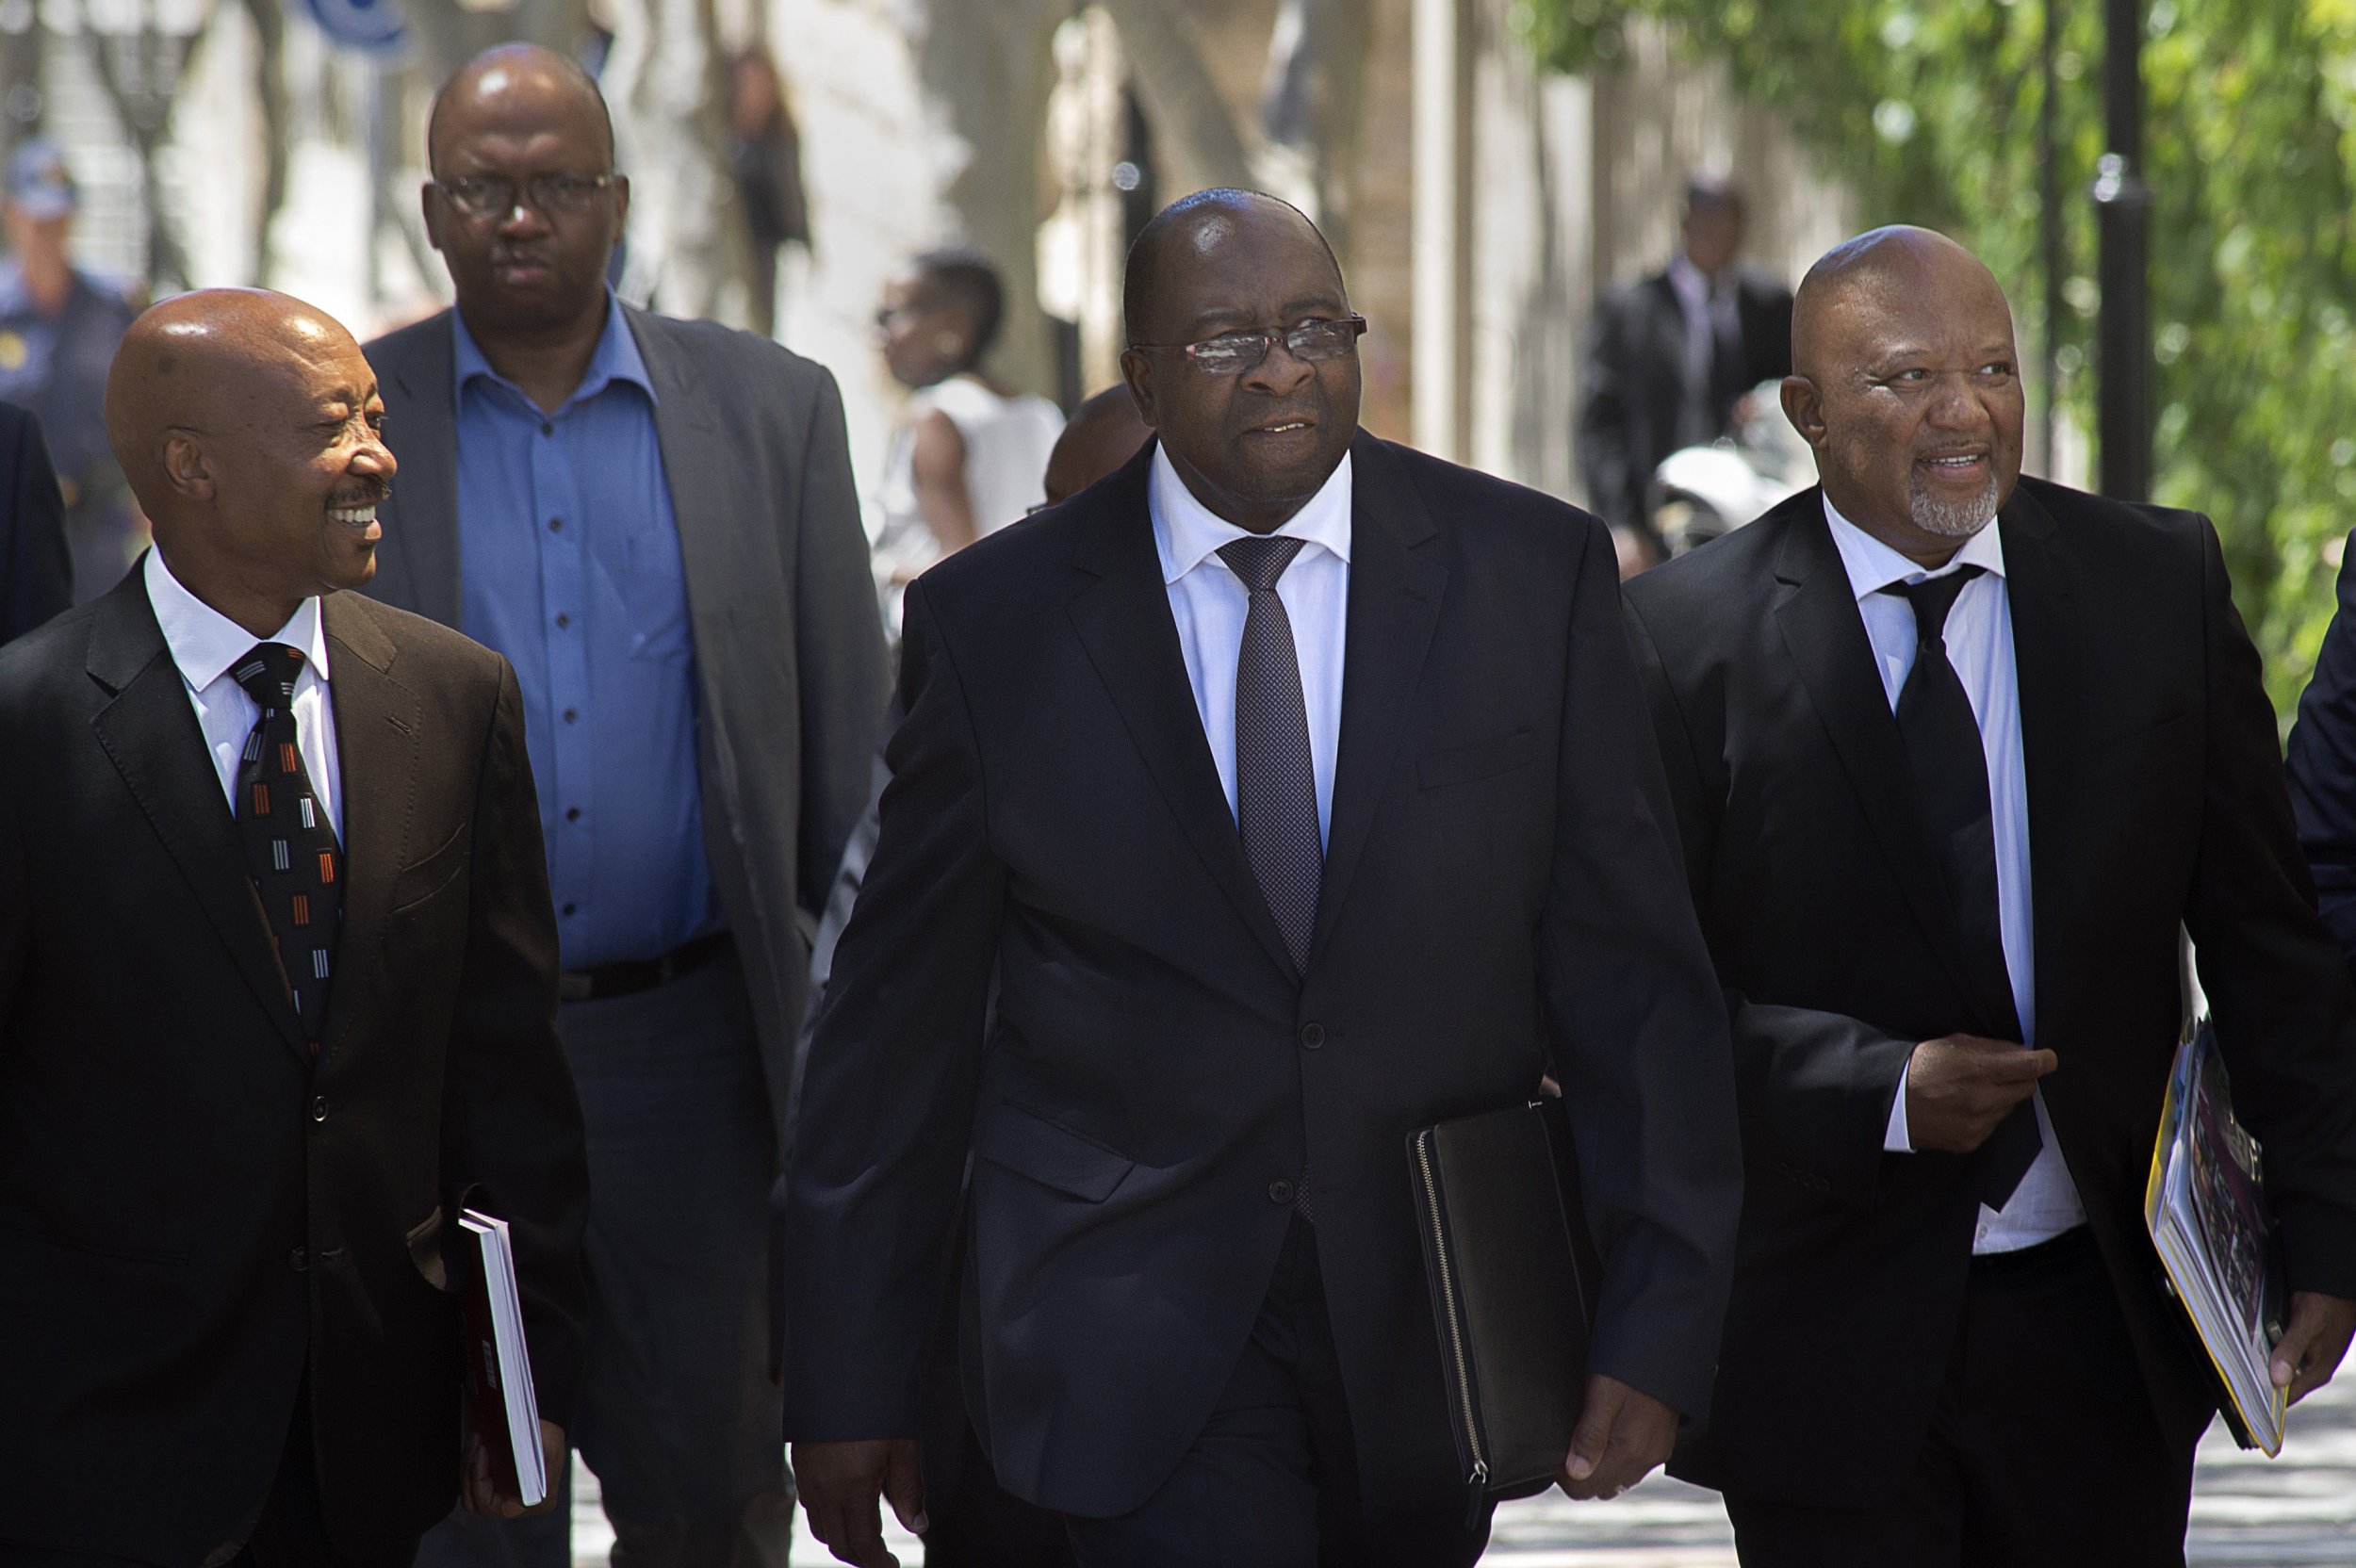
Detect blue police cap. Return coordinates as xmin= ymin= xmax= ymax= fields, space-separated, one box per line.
xmin=7 ymin=140 xmax=78 ymax=220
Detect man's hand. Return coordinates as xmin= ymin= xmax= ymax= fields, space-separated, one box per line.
xmin=459 ymin=1418 xmax=565 ymax=1518
xmin=1904 ymin=1035 xmax=2057 ymax=1154
xmin=2271 ymin=1291 xmax=2356 ymax=1406
xmin=1558 ymin=1374 xmax=1677 ymax=1501
xmin=792 ymin=1438 xmax=926 ymax=1568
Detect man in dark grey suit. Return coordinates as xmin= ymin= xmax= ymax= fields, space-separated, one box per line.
xmin=366 ymin=45 xmax=889 ymax=1568
xmin=0 ymin=399 xmax=73 ymax=641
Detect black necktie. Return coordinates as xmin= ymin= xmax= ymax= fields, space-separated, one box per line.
xmin=1220 ymin=536 xmax=1322 ymax=972
xmin=233 ymin=644 xmax=344 ymax=1054
xmin=1883 ymin=569 xmax=2040 ymax=1207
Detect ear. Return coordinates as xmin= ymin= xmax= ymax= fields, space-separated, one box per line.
xmin=420 ymin=183 xmax=446 ymax=253
xmin=161 ymin=432 xmax=215 ymax=503
xmin=1779 ymin=374 xmax=1828 ymax=451
xmin=612 ymin=173 xmax=631 ymax=231
xmin=1119 ymin=348 xmax=1159 ymax=429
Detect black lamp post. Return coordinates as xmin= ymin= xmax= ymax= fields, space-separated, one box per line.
xmin=2095 ymin=0 xmax=2153 ymax=500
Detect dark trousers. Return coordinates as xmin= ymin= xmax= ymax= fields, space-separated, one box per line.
xmin=1059 ymin=1217 xmax=1493 ymax=1568
xmin=416 ymin=949 xmax=792 ymax=1568
xmin=1724 ymin=1227 xmax=2202 ymax=1568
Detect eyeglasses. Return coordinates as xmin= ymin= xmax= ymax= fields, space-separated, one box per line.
xmin=433 ymin=173 xmax=616 ymax=219
xmin=1131 ymin=315 xmax=1367 ymax=376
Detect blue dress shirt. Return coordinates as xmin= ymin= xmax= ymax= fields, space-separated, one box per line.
xmin=453 ymin=294 xmax=716 ymax=969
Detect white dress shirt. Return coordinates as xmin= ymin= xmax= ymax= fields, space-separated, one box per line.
xmin=1824 ymin=498 xmax=2085 ymax=1253
xmin=1151 ymin=445 xmax=1351 ymax=846
xmin=144 ymin=547 xmax=344 ymax=841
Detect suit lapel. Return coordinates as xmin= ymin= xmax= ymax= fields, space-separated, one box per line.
xmin=1309 ymin=435 xmax=1446 ymax=964
xmin=1995 ymin=485 xmax=2079 ymax=1048
xmin=316 ymin=596 xmax=422 ymax=1058
xmin=1066 ymin=445 xmax=1300 ymax=981
xmin=1770 ymin=493 xmax=1997 ymax=1023
xmin=85 ymin=571 xmax=308 ymax=1059
xmin=382 ymin=315 xmax=464 ymax=627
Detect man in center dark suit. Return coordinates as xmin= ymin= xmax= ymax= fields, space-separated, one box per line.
xmin=0 ymin=399 xmax=73 ymax=641
xmin=784 ymin=188 xmax=1742 ymax=1568
xmin=366 ymin=46 xmax=889 ymax=1567
xmin=1622 ymin=226 xmax=2356 ymax=1563
xmin=1578 ymin=174 xmax=1793 ymax=564
xmin=0 ymin=287 xmax=587 ymax=1563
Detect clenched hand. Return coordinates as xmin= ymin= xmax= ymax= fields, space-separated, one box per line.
xmin=1904 ymin=1034 xmax=2057 ymax=1154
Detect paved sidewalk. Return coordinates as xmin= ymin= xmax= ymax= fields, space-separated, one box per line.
xmin=569 ymin=1373 xmax=2356 ymax=1564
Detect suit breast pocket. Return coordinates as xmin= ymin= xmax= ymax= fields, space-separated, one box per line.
xmin=1417 ymin=728 xmax=1536 ymax=792
xmin=388 ymin=824 xmax=470 ymax=915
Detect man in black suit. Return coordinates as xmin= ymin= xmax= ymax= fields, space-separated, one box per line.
xmin=0 ymin=288 xmax=589 ymax=1564
xmin=1578 ymin=174 xmax=1793 ymax=561
xmin=0 ymin=399 xmax=72 ymax=641
xmin=784 ymin=188 xmax=1742 ymax=1568
xmin=1622 ymin=226 xmax=2356 ymax=1563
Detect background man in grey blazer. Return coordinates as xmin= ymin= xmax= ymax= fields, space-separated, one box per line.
xmin=366 ymin=44 xmax=889 ymax=1568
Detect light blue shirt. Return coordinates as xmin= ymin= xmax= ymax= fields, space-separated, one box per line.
xmin=1824 ymin=497 xmax=2086 ymax=1251
xmin=1150 ymin=445 xmax=1352 ymax=847
xmin=452 ymin=294 xmax=716 ymax=969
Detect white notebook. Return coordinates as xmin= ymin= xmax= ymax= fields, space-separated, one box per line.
xmin=459 ymin=1208 xmax=548 ymax=1506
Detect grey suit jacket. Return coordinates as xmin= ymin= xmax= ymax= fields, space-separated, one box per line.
xmin=361 ymin=304 xmax=890 ymax=1162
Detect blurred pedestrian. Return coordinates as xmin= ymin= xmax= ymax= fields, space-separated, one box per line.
xmin=1625 ymin=226 xmax=2356 ymax=1564
xmin=0 ymin=286 xmax=588 ymax=1565
xmin=367 ymin=43 xmax=889 ymax=1568
xmin=870 ymin=246 xmax=1063 ymax=629
xmin=1039 ymin=382 xmax=1152 ymax=508
xmin=728 ymin=46 xmax=810 ymax=340
xmin=1578 ymin=173 xmax=1792 ymax=564
xmin=785 ymin=188 xmax=1739 ymax=1568
xmin=0 ymin=139 xmax=141 ymax=601
xmin=0 ymin=399 xmax=72 ymax=640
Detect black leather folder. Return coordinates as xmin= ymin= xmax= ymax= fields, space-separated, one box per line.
xmin=1408 ymin=1096 xmax=1601 ymax=1501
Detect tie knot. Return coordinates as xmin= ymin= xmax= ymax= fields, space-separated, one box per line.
xmin=231 ymin=643 xmax=306 ymax=709
xmin=1883 ymin=565 xmax=1985 ymax=645
xmin=1219 ymin=535 xmax=1307 ymax=595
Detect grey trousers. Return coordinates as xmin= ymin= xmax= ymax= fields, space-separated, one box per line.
xmin=414 ymin=948 xmax=793 ymax=1568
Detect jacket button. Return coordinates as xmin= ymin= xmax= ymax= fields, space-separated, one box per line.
xmin=1299 ymin=1022 xmax=1324 ymax=1050
xmin=310 ymin=1096 xmax=329 ymax=1123
xmin=1268 ymin=1179 xmax=1294 ymax=1205
xmin=290 ymin=1246 xmax=307 ymax=1272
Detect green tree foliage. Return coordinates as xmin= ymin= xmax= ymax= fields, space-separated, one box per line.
xmin=1523 ymin=0 xmax=2356 ymax=715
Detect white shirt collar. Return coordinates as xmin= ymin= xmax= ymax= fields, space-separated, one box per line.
xmin=1150 ymin=443 xmax=1354 ymax=587
xmin=1823 ymin=492 xmax=2006 ymax=603
xmin=143 ymin=547 xmax=333 ymax=694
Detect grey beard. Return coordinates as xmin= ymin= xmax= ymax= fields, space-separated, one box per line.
xmin=1910 ymin=469 xmax=2001 ymax=538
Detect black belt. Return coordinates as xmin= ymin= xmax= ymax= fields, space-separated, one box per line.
xmin=558 ymin=930 xmax=731 ymax=1003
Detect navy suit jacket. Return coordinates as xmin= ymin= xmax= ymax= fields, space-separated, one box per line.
xmin=782 ymin=433 xmax=1742 ymax=1517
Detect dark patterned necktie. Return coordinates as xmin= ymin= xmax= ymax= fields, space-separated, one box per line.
xmin=1220 ymin=536 xmax=1322 ymax=972
xmin=1883 ymin=568 xmax=2040 ymax=1205
xmin=232 ymin=644 xmax=343 ymax=1054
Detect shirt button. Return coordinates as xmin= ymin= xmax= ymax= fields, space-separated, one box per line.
xmin=1299 ymin=1022 xmax=1324 ymax=1050
xmin=563 ymin=708 xmax=579 ymax=724
xmin=1268 ymin=1179 xmax=1294 ymax=1205
xmin=562 ymin=902 xmax=578 ymax=917
xmin=310 ymin=1096 xmax=329 ymax=1123
xmin=565 ymin=808 xmax=581 ymax=822
xmin=290 ymin=1246 xmax=308 ymax=1272
xmin=548 ymin=516 xmax=564 ymax=531
xmin=540 ymin=421 xmax=554 ymax=436
xmin=555 ymin=612 xmax=571 ymax=629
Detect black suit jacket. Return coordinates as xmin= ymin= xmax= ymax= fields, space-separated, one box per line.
xmin=0 ymin=571 xmax=590 ymax=1560
xmin=0 ymin=400 xmax=72 ymax=642
xmin=1577 ymin=268 xmax=1792 ymax=531
xmin=783 ymin=433 xmax=1742 ymax=1517
xmin=1623 ymin=480 xmax=2356 ymax=1503
xmin=2284 ymin=541 xmax=2356 ymax=978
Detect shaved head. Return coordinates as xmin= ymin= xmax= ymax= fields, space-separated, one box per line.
xmin=106 ymin=288 xmax=393 ymax=633
xmin=1780 ymin=225 xmax=2024 ymax=563
xmin=1122 ymin=188 xmax=1339 ymax=347
xmin=428 ymin=43 xmax=614 ymax=173
xmin=1042 ymin=383 xmax=1152 ymax=506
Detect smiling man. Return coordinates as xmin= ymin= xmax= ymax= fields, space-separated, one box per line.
xmin=0 ymin=288 xmax=588 ymax=1563
xmin=783 ymin=188 xmax=1741 ymax=1568
xmin=1623 ymin=227 xmax=2356 ymax=1563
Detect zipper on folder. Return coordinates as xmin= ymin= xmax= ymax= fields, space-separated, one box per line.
xmin=1415 ymin=1132 xmax=1489 ymax=1498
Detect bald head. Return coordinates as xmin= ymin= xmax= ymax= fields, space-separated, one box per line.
xmin=106 ymin=288 xmax=392 ymax=631
xmin=428 ymin=43 xmax=614 ymax=173
xmin=1122 ymin=188 xmax=1339 ymax=346
xmin=1780 ymin=226 xmax=2023 ymax=563
xmin=1043 ymin=384 xmax=1152 ymax=506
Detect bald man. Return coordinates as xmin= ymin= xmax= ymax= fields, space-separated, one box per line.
xmin=1623 ymin=227 xmax=2356 ymax=1562
xmin=0 ymin=289 xmax=588 ymax=1564
xmin=785 ymin=188 xmax=1739 ymax=1567
xmin=364 ymin=45 xmax=888 ymax=1568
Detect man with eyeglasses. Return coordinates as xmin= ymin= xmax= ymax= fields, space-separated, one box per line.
xmin=364 ymin=43 xmax=889 ymax=1568
xmin=783 ymin=188 xmax=1740 ymax=1568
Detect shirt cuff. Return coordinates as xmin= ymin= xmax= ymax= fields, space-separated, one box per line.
xmin=1884 ymin=1047 xmax=1917 ymax=1152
